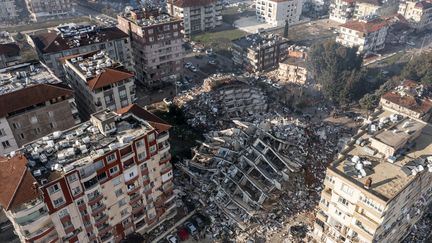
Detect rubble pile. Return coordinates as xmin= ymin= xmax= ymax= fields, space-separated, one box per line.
xmin=174 ymin=74 xmax=268 ymax=130
xmin=174 ymin=116 xmax=354 ymax=241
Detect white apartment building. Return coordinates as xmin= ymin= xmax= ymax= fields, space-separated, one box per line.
xmin=330 ymin=0 xmax=355 ymax=23
xmin=313 ymin=81 xmax=432 ymax=243
xmin=25 ymin=0 xmax=75 ymax=22
xmin=255 ymin=0 xmax=303 ymax=27
xmin=167 ymin=0 xmax=223 ymax=37
xmin=0 ymin=0 xmax=18 ymax=23
xmin=336 ymin=17 xmax=389 ymax=53
xmin=28 ymin=24 xmax=132 ymax=78
xmin=398 ymin=0 xmax=432 ymax=30
xmin=62 ymin=51 xmax=136 ymax=121
xmin=0 ymin=106 xmax=175 ymax=243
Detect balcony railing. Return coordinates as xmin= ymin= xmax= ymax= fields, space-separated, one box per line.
xmin=91 ymin=204 xmax=106 ymax=216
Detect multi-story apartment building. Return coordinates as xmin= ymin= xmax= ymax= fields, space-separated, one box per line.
xmin=278 ymin=57 xmax=308 ymax=84
xmin=28 ymin=24 xmax=132 ymax=78
xmin=398 ymin=0 xmax=432 ymax=30
xmin=0 ymin=106 xmax=175 ymax=243
xmin=232 ymin=33 xmax=289 ymax=72
xmin=0 ymin=0 xmax=18 ymax=23
xmin=329 ymin=0 xmax=355 ymax=23
xmin=336 ymin=17 xmax=389 ymax=53
xmin=0 ymin=62 xmax=80 ymax=155
xmin=313 ymin=80 xmax=432 ymax=243
xmin=353 ymin=0 xmax=399 ymax=19
xmin=255 ymin=0 xmax=303 ymax=27
xmin=62 ymin=51 xmax=136 ymax=121
xmin=25 ymin=0 xmax=75 ymax=22
xmin=117 ymin=8 xmax=184 ymax=87
xmin=167 ymin=0 xmax=223 ymax=37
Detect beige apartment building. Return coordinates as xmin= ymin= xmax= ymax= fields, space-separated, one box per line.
xmin=329 ymin=0 xmax=355 ymax=23
xmin=398 ymin=0 xmax=432 ymax=30
xmin=62 ymin=51 xmax=136 ymax=121
xmin=25 ymin=0 xmax=75 ymax=22
xmin=167 ymin=0 xmax=223 ymax=37
xmin=0 ymin=106 xmax=175 ymax=243
xmin=313 ymin=80 xmax=432 ymax=243
xmin=28 ymin=24 xmax=132 ymax=78
xmin=0 ymin=62 xmax=80 ymax=156
xmin=255 ymin=0 xmax=303 ymax=27
xmin=117 ymin=8 xmax=184 ymax=87
xmin=337 ymin=17 xmax=389 ymax=53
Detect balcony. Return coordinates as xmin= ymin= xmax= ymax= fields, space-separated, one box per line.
xmin=62 ymin=228 xmax=81 ymax=242
xmin=353 ymin=211 xmax=379 ymax=231
xmin=142 ymin=167 xmax=149 ymax=175
xmin=127 ymin=184 xmax=141 ymax=195
xmin=129 ymin=193 xmax=141 ymax=204
xmin=132 ymin=203 xmax=145 ymax=214
xmin=162 ymin=182 xmax=174 ymax=194
xmin=91 ymin=204 xmax=106 ymax=216
xmin=157 ymin=131 xmax=169 ymax=143
xmin=97 ymin=224 xmax=112 ymax=236
xmin=94 ymin=214 xmax=109 ymax=227
xmin=160 ymin=163 xmax=172 ymax=175
xmin=88 ymin=193 xmax=103 ymax=205
xmin=133 ymin=212 xmax=146 ymax=222
xmin=160 ymin=154 xmax=171 ymax=165
xmin=158 ymin=142 xmax=170 ymax=154
xmin=12 ymin=199 xmax=45 ymax=218
xmin=24 ymin=223 xmax=55 ymax=241
xmin=123 ymin=158 xmax=135 ymax=169
xmin=100 ymin=233 xmax=114 ymax=242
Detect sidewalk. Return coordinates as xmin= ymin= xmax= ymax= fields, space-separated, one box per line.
xmin=150 ymin=209 xmax=197 ymax=243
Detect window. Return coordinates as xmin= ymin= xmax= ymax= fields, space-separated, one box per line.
xmin=338 ymin=196 xmax=349 ymax=207
xmin=106 ymin=153 xmax=117 ymax=164
xmin=109 ymin=165 xmax=119 ymax=175
xmin=112 ymin=177 xmax=121 ymax=187
xmin=138 ymin=151 xmax=147 ymax=161
xmin=136 ymin=139 xmax=145 ymax=148
xmin=0 ymin=129 xmax=5 ymax=137
xmin=148 ymin=29 xmax=153 ymax=34
xmin=76 ymin=199 xmax=84 ymax=206
xmin=149 ymin=145 xmax=157 ymax=154
xmin=341 ymin=184 xmax=353 ymax=196
xmin=1 ymin=140 xmax=10 ymax=149
xmin=120 ymin=208 xmax=128 ymax=217
xmin=115 ymin=188 xmax=123 ymax=197
xmin=148 ymin=133 xmax=155 ymax=142
xmin=50 ymin=122 xmax=56 ymax=129
xmin=94 ymin=160 xmax=104 ymax=170
xmin=48 ymin=184 xmax=60 ymax=194
xmin=30 ymin=116 xmax=38 ymax=124
xmin=140 ymin=163 xmax=147 ymax=171
xmin=19 ymin=133 xmax=25 ymax=139
xmin=67 ymin=173 xmax=78 ymax=183
xmin=58 ymin=208 xmax=69 ymax=217
xmin=118 ymin=198 xmax=126 ymax=207
xmin=34 ymin=127 xmax=41 ymax=134
xmin=128 ymin=172 xmax=135 ymax=178
xmin=72 ymin=186 xmax=81 ymax=196
xmin=173 ymin=24 xmax=178 ymax=29
xmin=53 ymin=197 xmax=65 ymax=208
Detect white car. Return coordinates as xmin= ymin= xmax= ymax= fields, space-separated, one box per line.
xmin=185 ymin=222 xmax=198 ymax=235
xmin=184 ymin=62 xmax=193 ymax=68
xmin=166 ymin=235 xmax=179 ymax=243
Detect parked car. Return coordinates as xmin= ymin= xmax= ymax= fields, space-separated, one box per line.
xmin=177 ymin=228 xmax=189 ymax=241
xmin=208 ymin=60 xmax=216 ymax=65
xmin=166 ymin=234 xmax=179 ymax=243
xmin=184 ymin=221 xmax=198 ymax=235
xmin=184 ymin=62 xmax=192 ymax=68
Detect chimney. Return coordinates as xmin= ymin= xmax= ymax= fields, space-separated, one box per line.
xmin=364 ymin=177 xmax=372 ymax=189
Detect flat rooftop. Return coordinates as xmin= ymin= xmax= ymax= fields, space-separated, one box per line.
xmin=232 ymin=33 xmax=287 ymax=50
xmin=66 ymin=50 xmax=117 ymax=79
xmin=0 ymin=31 xmax=14 ymax=44
xmin=20 ymin=110 xmax=154 ymax=183
xmin=281 ymin=57 xmax=306 ymax=67
xmin=0 ymin=62 xmax=60 ymax=95
xmin=331 ymin=109 xmax=432 ymax=202
xmin=119 ymin=8 xmax=181 ymax=27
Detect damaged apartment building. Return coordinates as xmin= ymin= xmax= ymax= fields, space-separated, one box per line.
xmin=0 ymin=105 xmax=175 ymax=243
xmin=178 ymin=118 xmax=306 ymax=231
xmin=313 ymin=80 xmax=432 ymax=243
xmin=176 ymin=74 xmax=268 ymax=130
xmin=232 ymin=33 xmax=289 ymax=72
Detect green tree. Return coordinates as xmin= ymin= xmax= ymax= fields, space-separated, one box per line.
xmin=401 ymin=52 xmax=432 ymax=84
xmin=283 ymin=20 xmax=289 ymax=38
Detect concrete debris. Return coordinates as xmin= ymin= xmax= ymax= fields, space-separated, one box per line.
xmin=174 ymin=113 xmax=354 ymax=241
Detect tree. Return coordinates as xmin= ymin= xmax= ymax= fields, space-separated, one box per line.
xmin=401 ymin=52 xmax=432 ymax=85
xmin=283 ymin=20 xmax=289 ymax=38
xmin=306 ymin=40 xmax=363 ymax=104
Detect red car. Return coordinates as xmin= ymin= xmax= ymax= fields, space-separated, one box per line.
xmin=177 ymin=228 xmax=189 ymax=241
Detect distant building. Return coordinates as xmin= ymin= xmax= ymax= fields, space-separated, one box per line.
xmin=313 ymin=80 xmax=432 ymax=243
xmin=232 ymin=33 xmax=289 ymax=72
xmin=255 ymin=0 xmax=303 ymax=27
xmin=0 ymin=0 xmax=18 ymax=23
xmin=330 ymin=0 xmax=355 ymax=23
xmin=62 ymin=51 xmax=136 ymax=121
xmin=354 ymin=0 xmax=399 ymax=19
xmin=167 ymin=0 xmax=223 ymax=37
xmin=0 ymin=62 xmax=80 ymax=155
xmin=0 ymin=33 xmax=21 ymax=68
xmin=398 ymin=0 xmax=432 ymax=30
xmin=278 ymin=55 xmax=308 ymax=84
xmin=117 ymin=8 xmax=184 ymax=87
xmin=28 ymin=24 xmax=132 ymax=78
xmin=0 ymin=106 xmax=175 ymax=243
xmin=25 ymin=0 xmax=75 ymax=22
xmin=336 ymin=17 xmax=389 ymax=53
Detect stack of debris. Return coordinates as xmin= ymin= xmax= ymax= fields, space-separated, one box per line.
xmin=175 ymin=116 xmax=354 ymax=241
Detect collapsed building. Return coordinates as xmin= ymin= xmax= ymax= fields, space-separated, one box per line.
xmin=176 ymin=74 xmax=268 ymax=130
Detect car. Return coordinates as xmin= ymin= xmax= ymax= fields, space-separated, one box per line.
xmin=184 ymin=62 xmax=193 ymax=68
xmin=406 ymin=41 xmax=416 ymax=46
xmin=184 ymin=221 xmax=198 ymax=235
xmin=166 ymin=234 xmax=179 ymax=243
xmin=192 ymin=215 xmax=205 ymax=228
xmin=177 ymin=228 xmax=189 ymax=241
xmin=205 ymin=48 xmax=213 ymax=55
xmin=208 ymin=60 xmax=217 ymax=65
xmin=190 ymin=67 xmax=198 ymax=72
xmin=193 ymin=48 xmax=198 ymax=52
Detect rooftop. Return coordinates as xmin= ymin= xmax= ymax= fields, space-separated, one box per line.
xmin=63 ymin=51 xmax=133 ymax=90
xmin=415 ymin=0 xmax=432 ymax=9
xmin=0 ymin=43 xmax=20 ymax=57
xmin=340 ymin=17 xmax=388 ymax=34
xmin=331 ymin=109 xmax=432 ymax=202
xmin=0 ymin=62 xmax=61 ymax=96
xmin=0 ymin=31 xmax=14 ymax=44
xmin=18 ymin=106 xmax=168 ymax=183
xmin=232 ymin=33 xmax=288 ymax=50
xmin=169 ymin=0 xmax=217 ymax=7
xmin=119 ymin=8 xmax=181 ymax=27
xmin=281 ymin=57 xmax=306 ymax=67
xmin=30 ymin=25 xmax=128 ymax=54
